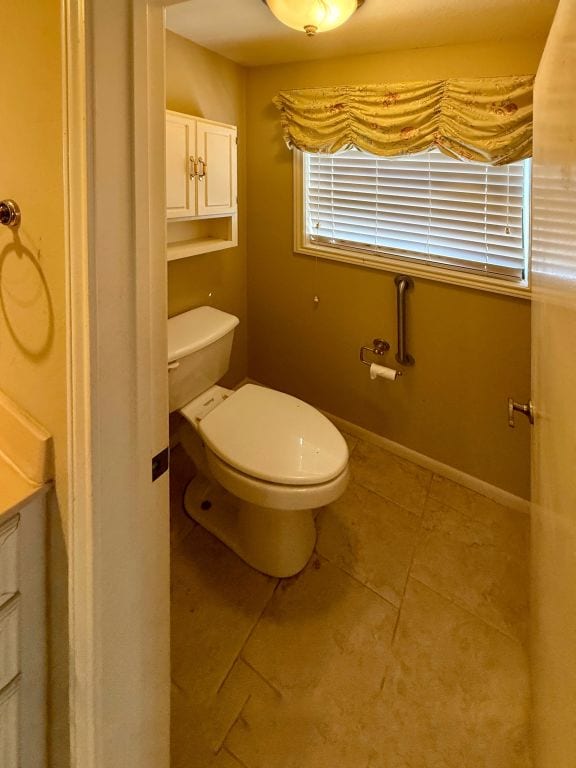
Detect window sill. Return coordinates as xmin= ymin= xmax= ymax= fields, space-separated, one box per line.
xmin=295 ymin=240 xmax=532 ymax=300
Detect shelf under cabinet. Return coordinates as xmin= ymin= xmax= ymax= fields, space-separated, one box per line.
xmin=167 ymin=236 xmax=236 ymax=260
xmin=166 ymin=214 xmax=238 ymax=261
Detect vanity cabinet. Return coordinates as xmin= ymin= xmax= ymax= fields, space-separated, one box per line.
xmin=166 ymin=110 xmax=238 ymax=259
xmin=0 ymin=497 xmax=47 ymax=768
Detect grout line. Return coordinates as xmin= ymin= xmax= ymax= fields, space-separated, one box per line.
xmin=390 ymin=484 xmax=432 ymax=648
xmin=423 ymin=497 xmax=528 ymax=557
xmin=351 ymin=478 xmax=428 ymax=520
xmin=410 ymin=575 xmax=526 ymax=647
xmin=391 ymin=523 xmax=425 ymax=648
xmin=414 ymin=476 xmax=527 ymax=646
xmin=427 ymin=476 xmax=524 ymax=526
xmin=173 ymin=517 xmax=198 ymax=551
xmin=389 ymin=604 xmax=404 ymax=652
xmin=315 ymin=550 xmax=400 ymax=613
xmin=214 ymin=655 xmax=243 ymax=699
xmin=218 ymin=690 xmax=254 ymax=766
xmin=223 ymin=747 xmax=251 ymax=768
xmin=240 ymin=657 xmax=283 ymax=698
xmin=170 ymin=676 xmax=187 ymax=696
xmin=215 ymin=579 xmax=280 ymax=696
xmin=344 ymin=435 xmax=359 ymax=459
xmin=214 ymin=694 xmax=251 ymax=755
xmin=235 ymin=577 xmax=282 ymax=656
xmin=347 ymin=462 xmax=430 ymax=520
xmin=424 ymin=469 xmax=434 ymax=499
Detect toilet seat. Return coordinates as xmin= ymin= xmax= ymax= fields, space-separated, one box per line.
xmin=206 ymin=448 xmax=350 ymax=511
xmin=198 ymin=383 xmax=348 ymax=486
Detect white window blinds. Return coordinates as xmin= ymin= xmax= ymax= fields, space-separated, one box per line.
xmin=304 ymin=149 xmax=530 ymax=281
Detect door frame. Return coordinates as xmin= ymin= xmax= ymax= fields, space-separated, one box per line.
xmin=530 ymin=0 xmax=576 ymax=763
xmin=63 ymin=1 xmax=170 ymax=767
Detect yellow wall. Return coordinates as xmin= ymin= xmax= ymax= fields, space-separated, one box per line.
xmin=166 ymin=31 xmax=248 ymax=386
xmin=246 ymin=39 xmax=546 ymax=498
xmin=0 ymin=0 xmax=69 ymax=764
xmin=0 ymin=0 xmax=68 ymax=506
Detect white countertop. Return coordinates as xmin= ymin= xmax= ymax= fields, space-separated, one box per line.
xmin=0 ymin=390 xmax=52 ymax=522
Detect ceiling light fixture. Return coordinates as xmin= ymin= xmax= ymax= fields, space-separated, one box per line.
xmin=263 ymin=0 xmax=364 ymax=37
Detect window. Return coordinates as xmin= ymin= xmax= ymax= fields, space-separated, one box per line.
xmin=298 ymin=148 xmax=531 ymax=294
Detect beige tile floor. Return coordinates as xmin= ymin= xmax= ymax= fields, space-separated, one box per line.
xmin=170 ymin=435 xmax=530 ymax=768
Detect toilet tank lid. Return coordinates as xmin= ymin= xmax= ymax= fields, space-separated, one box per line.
xmin=167 ymin=306 xmax=239 ymax=363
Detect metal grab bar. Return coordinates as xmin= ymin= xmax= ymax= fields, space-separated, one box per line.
xmin=394 ymin=275 xmax=415 ymax=366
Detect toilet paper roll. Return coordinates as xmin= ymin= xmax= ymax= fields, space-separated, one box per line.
xmin=369 ymin=362 xmax=400 ymax=381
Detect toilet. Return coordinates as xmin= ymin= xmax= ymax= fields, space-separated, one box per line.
xmin=168 ymin=306 xmax=349 ymax=578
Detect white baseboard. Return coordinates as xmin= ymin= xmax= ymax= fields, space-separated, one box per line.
xmin=234 ymin=378 xmax=531 ymax=515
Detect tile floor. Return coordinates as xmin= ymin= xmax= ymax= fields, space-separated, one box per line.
xmin=169 ymin=434 xmax=530 ymax=768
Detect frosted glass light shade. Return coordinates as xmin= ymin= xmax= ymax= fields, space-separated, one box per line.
xmin=265 ymin=0 xmax=359 ymax=36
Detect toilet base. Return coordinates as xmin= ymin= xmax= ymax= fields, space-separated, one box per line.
xmin=183 ymin=478 xmax=316 ymax=578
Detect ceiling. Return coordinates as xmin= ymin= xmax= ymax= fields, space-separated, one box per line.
xmin=165 ymin=0 xmax=558 ymax=68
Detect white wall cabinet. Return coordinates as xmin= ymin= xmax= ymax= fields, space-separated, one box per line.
xmin=166 ymin=110 xmax=238 ymax=259
xmin=166 ymin=111 xmax=196 ymax=220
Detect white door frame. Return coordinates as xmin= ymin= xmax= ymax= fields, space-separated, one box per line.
xmin=531 ymin=0 xmax=576 ymax=763
xmin=63 ymin=1 xmax=170 ymax=767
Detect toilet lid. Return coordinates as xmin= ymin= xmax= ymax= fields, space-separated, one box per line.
xmin=198 ymin=384 xmax=349 ymax=486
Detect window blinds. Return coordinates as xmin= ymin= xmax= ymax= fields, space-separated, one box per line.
xmin=304 ymin=149 xmax=530 ymax=281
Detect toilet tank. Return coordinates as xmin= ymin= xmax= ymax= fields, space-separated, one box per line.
xmin=168 ymin=306 xmax=240 ymax=412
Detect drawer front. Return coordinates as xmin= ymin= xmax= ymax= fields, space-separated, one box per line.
xmin=0 ymin=676 xmax=19 ymax=768
xmin=0 ymin=515 xmax=19 ymax=608
xmin=0 ymin=597 xmax=19 ymax=690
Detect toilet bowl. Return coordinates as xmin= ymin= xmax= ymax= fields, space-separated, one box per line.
xmin=168 ymin=307 xmax=349 ymax=577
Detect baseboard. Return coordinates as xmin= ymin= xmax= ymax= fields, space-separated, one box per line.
xmin=323 ymin=410 xmax=531 ymax=515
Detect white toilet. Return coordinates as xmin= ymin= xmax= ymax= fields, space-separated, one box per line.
xmin=168 ymin=306 xmax=349 ymax=577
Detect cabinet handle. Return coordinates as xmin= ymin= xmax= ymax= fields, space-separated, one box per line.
xmin=197 ymin=157 xmax=206 ymax=180
xmin=189 ymin=156 xmax=196 ymax=180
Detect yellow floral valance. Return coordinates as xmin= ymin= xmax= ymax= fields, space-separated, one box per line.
xmin=273 ymin=76 xmax=534 ymax=165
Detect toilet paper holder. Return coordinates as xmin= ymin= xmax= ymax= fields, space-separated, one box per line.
xmin=360 ymin=338 xmax=389 ymax=366
xmin=360 ymin=338 xmax=402 ymax=374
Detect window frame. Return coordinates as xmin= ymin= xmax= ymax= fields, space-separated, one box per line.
xmin=293 ymin=150 xmax=532 ymax=299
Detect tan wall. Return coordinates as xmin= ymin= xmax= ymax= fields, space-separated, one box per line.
xmin=0 ymin=1 xmax=69 ymax=764
xmin=246 ymin=39 xmax=546 ymax=498
xmin=166 ymin=31 xmax=248 ymax=387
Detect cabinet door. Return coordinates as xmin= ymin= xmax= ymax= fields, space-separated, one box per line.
xmin=166 ymin=113 xmax=196 ymax=219
xmin=196 ymin=120 xmax=237 ymax=217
